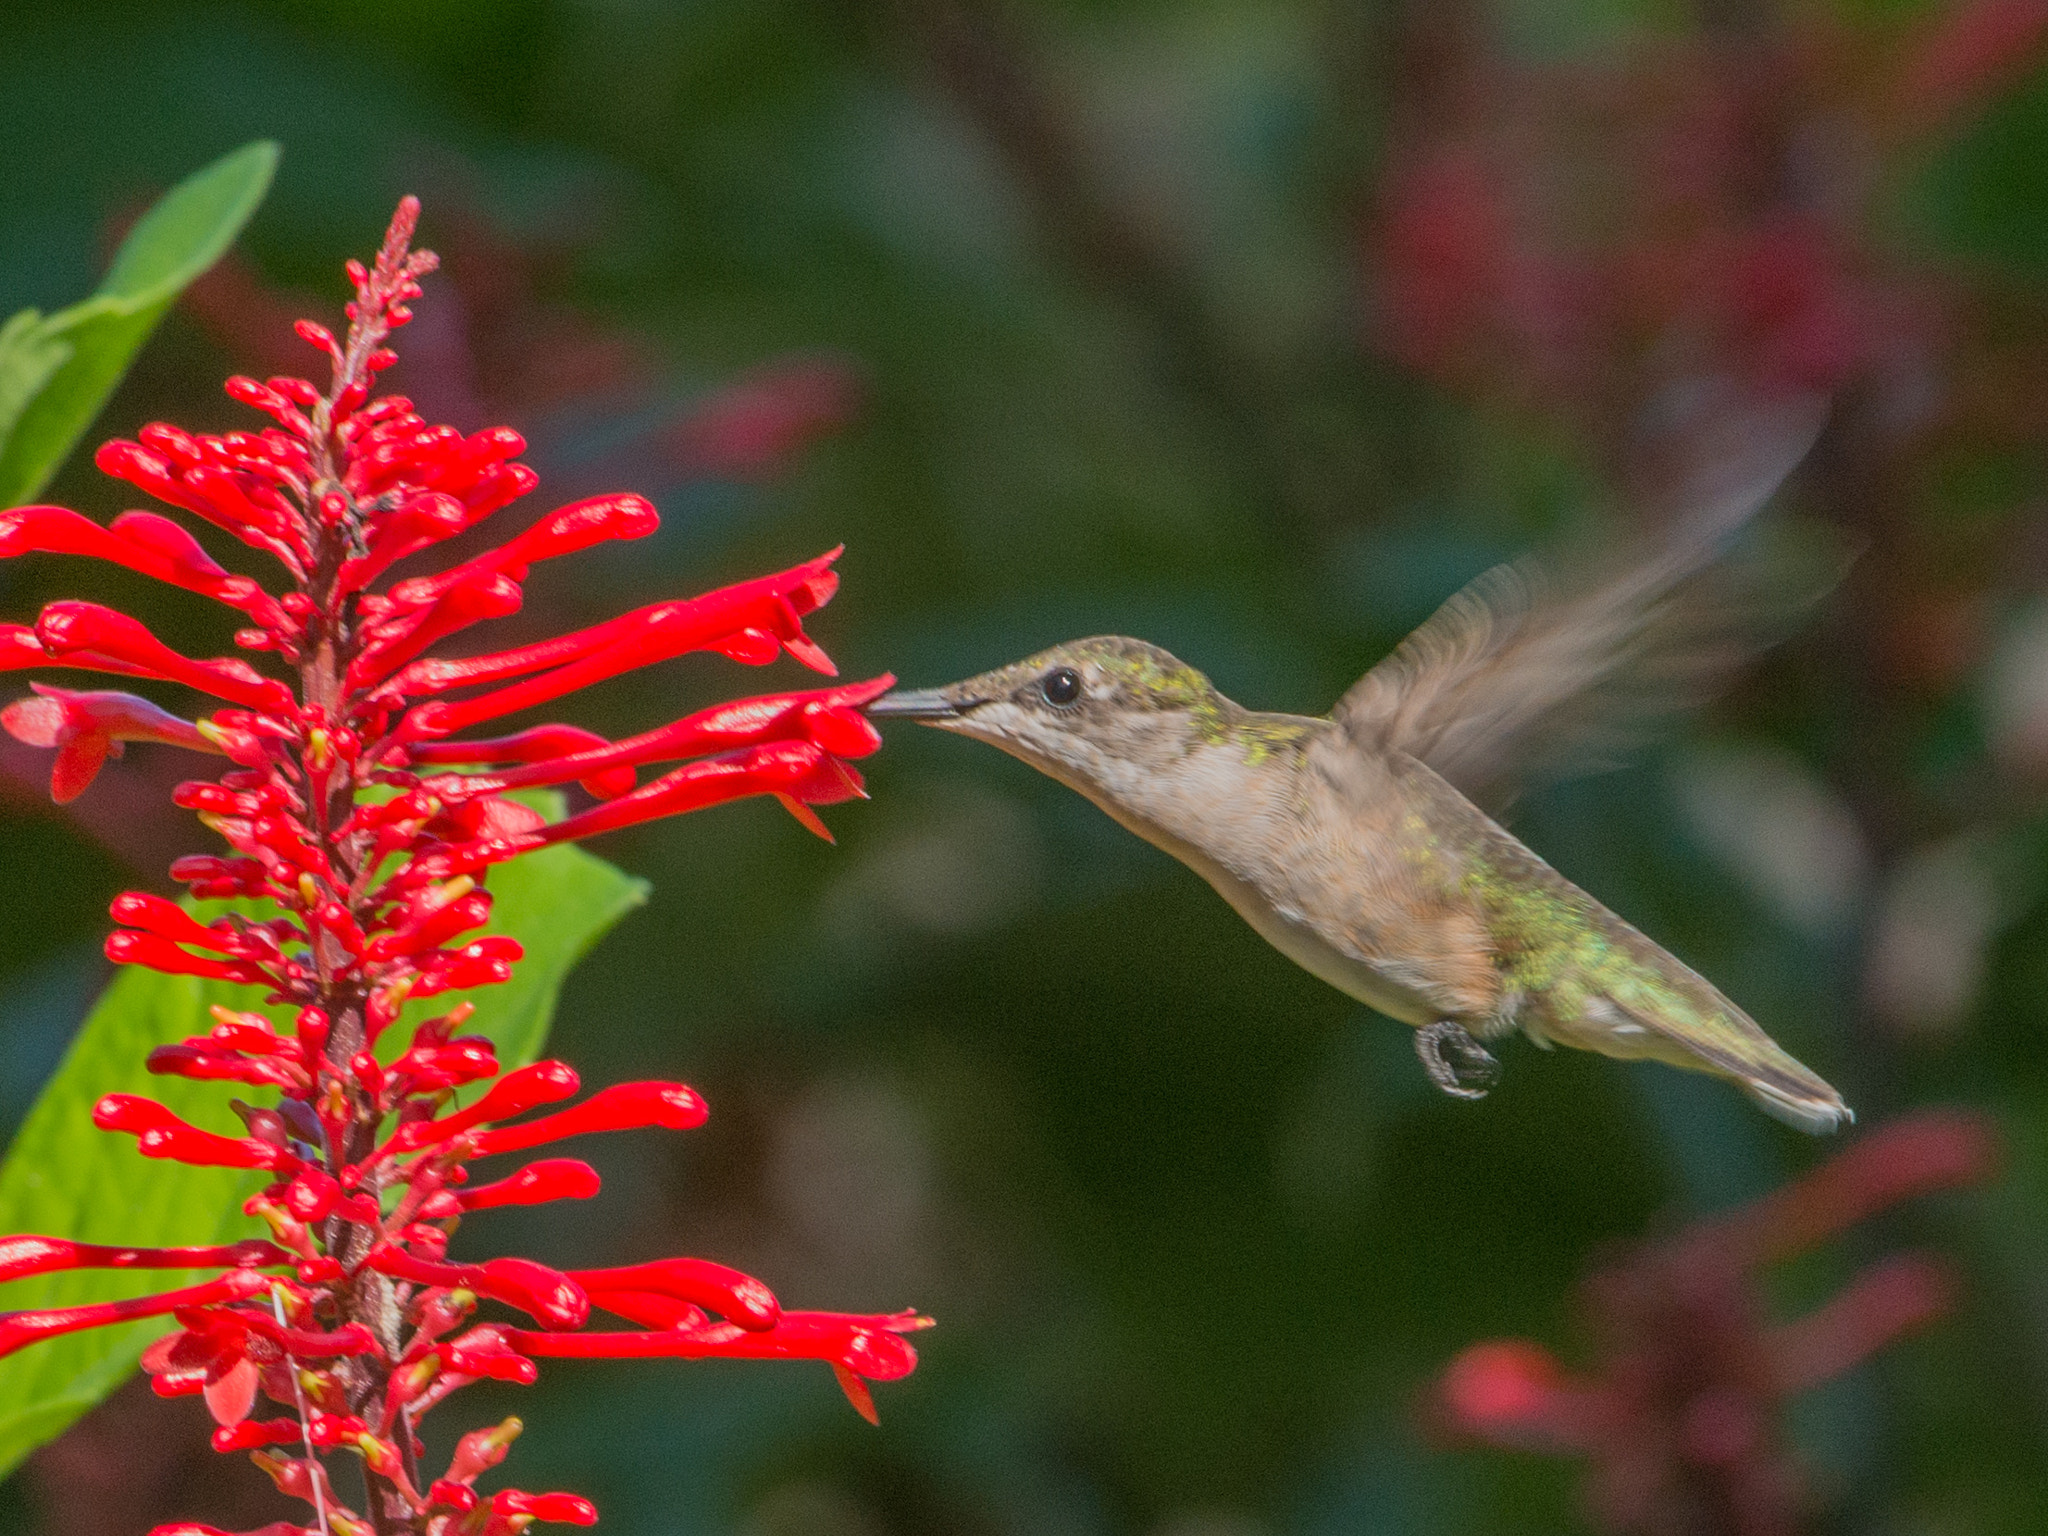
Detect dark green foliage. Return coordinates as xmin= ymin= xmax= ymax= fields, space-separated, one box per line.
xmin=0 ymin=3 xmax=2043 ymax=1532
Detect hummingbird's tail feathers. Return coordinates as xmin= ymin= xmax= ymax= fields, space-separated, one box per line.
xmin=1742 ymin=1075 xmax=1856 ymax=1136
xmin=1598 ymin=988 xmax=1854 ymax=1135
xmin=1334 ymin=394 xmax=1834 ymax=810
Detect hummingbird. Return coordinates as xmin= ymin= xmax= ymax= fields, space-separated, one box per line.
xmin=868 ymin=410 xmax=1850 ymax=1132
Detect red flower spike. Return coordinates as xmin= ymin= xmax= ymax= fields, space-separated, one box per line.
xmin=0 ymin=198 xmax=918 ymax=1532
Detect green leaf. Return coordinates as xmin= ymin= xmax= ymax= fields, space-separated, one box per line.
xmin=0 ymin=824 xmax=645 ymax=1480
xmin=0 ymin=140 xmax=279 ymax=509
xmin=447 ymin=814 xmax=651 ymax=1069
xmin=0 ymin=310 xmax=73 ymax=468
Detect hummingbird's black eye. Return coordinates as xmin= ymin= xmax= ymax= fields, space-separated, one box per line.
xmin=1040 ymin=666 xmax=1083 ymax=707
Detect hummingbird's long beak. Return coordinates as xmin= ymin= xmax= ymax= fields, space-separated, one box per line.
xmin=865 ymin=687 xmax=978 ymax=720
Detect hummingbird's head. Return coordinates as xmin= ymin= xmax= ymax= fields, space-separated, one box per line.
xmin=866 ymin=636 xmax=1231 ymax=796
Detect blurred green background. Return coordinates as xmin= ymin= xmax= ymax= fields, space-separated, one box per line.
xmin=2 ymin=0 xmax=2047 ymax=1531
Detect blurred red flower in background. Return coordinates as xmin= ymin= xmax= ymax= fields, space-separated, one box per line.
xmin=0 ymin=198 xmax=924 ymax=1536
xmin=1430 ymin=1109 xmax=1998 ymax=1536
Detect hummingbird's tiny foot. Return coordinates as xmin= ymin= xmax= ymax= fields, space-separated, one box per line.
xmin=1415 ymin=1020 xmax=1501 ymax=1101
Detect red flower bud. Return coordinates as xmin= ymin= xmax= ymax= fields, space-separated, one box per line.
xmin=349 ymin=570 xmax=524 ymax=690
xmin=441 ymin=1325 xmax=540 ymax=1384
xmin=105 ymin=931 xmax=273 ymax=987
xmin=370 ymin=1249 xmax=588 ymax=1330
xmin=389 ymin=492 xmax=659 ymax=609
xmin=469 ymin=1081 xmax=707 ymax=1157
xmin=491 ymin=1490 xmax=598 ymax=1526
xmin=454 ymin=1159 xmax=602 ymax=1212
xmin=93 ymin=1094 xmax=297 ymax=1171
xmin=34 ymin=602 xmax=292 ymax=711
xmin=210 ymin=1419 xmax=303 ymax=1453
xmin=444 ymin=1415 xmax=523 ymax=1485
xmin=385 ymin=1060 xmax=581 ymax=1155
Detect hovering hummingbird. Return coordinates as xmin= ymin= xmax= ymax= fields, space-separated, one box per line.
xmin=868 ymin=410 xmax=1850 ymax=1132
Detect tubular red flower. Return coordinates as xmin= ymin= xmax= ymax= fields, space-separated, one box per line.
xmin=94 ymin=439 xmax=310 ymax=573
xmin=0 ymin=1236 xmax=289 ymax=1282
xmin=92 ymin=1094 xmax=299 ymax=1171
xmin=405 ymin=723 xmax=637 ymax=798
xmin=0 ymin=506 xmax=280 ymax=618
xmin=1 ymin=685 xmax=217 ymax=801
xmin=0 ymin=1269 xmax=270 ymax=1360
xmin=569 ymin=1257 xmax=778 ymax=1331
xmin=369 ymin=1249 xmax=588 ymax=1330
xmin=491 ymin=1490 xmax=598 ymax=1526
xmin=1764 ymin=1251 xmax=1957 ymax=1395
xmin=35 ymin=602 xmax=293 ymax=711
xmin=388 ymin=492 xmax=659 ymax=608
xmin=390 ymin=549 xmax=843 ymax=737
xmin=447 ymin=1159 xmax=602 ymax=1213
xmin=515 ymin=740 xmax=853 ymax=852
xmin=468 ymin=1081 xmax=707 ymax=1157
xmin=104 ymin=931 xmax=274 ymax=987
xmin=505 ymin=1309 xmax=927 ymax=1382
xmin=419 ymin=677 xmax=890 ymax=800
xmin=383 ymin=1059 xmax=581 ymax=1156
xmin=347 ymin=570 xmax=524 ymax=690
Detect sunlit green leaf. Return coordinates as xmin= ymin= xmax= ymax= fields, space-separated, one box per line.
xmin=0 ymin=139 xmax=279 ymax=508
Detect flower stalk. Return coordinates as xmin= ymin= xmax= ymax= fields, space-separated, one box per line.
xmin=0 ymin=198 xmax=925 ymax=1536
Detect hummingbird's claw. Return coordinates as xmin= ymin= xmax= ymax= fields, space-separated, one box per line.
xmin=1416 ymin=1020 xmax=1501 ymax=1101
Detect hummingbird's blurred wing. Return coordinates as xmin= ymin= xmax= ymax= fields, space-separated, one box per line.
xmin=1332 ymin=398 xmax=1830 ymax=806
